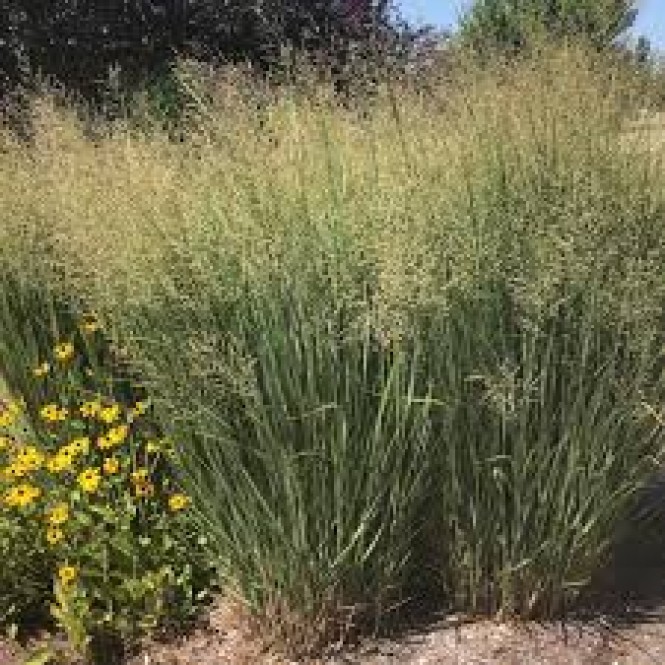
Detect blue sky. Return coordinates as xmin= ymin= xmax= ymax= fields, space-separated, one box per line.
xmin=397 ymin=0 xmax=665 ymax=49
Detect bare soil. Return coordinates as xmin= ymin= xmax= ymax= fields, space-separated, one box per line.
xmin=123 ymin=524 xmax=665 ymax=665
xmin=122 ymin=611 xmax=665 ymax=665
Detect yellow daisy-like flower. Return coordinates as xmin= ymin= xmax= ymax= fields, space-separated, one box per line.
xmin=4 ymin=483 xmax=41 ymax=508
xmin=0 ymin=411 xmax=16 ymax=428
xmin=33 ymin=362 xmax=50 ymax=378
xmin=47 ymin=452 xmax=73 ymax=474
xmin=46 ymin=526 xmax=64 ymax=546
xmin=77 ymin=468 xmax=101 ymax=494
xmin=168 ymin=493 xmax=190 ymax=512
xmin=107 ymin=424 xmax=128 ymax=446
xmin=134 ymin=481 xmax=155 ymax=499
xmin=96 ymin=435 xmax=113 ymax=451
xmin=39 ymin=404 xmax=58 ymax=421
xmin=17 ymin=444 xmax=39 ymax=457
xmin=47 ymin=502 xmax=69 ymax=526
xmin=145 ymin=440 xmax=161 ymax=454
xmin=46 ymin=457 xmax=62 ymax=474
xmin=39 ymin=404 xmax=68 ymax=423
xmin=57 ymin=564 xmax=78 ymax=587
xmin=102 ymin=457 xmax=120 ymax=475
xmin=3 ymin=462 xmax=28 ymax=481
xmin=68 ymin=437 xmax=90 ymax=456
xmin=129 ymin=401 xmax=149 ymax=419
xmin=98 ymin=404 xmax=121 ymax=425
xmin=80 ymin=401 xmax=101 ymax=418
xmin=54 ymin=342 xmax=75 ymax=363
xmin=130 ymin=468 xmax=149 ymax=485
xmin=16 ymin=445 xmax=45 ymax=472
xmin=0 ymin=435 xmax=11 ymax=451
xmin=0 ymin=399 xmax=21 ymax=421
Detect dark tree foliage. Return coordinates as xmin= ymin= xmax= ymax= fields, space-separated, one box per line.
xmin=0 ymin=0 xmax=417 ymax=113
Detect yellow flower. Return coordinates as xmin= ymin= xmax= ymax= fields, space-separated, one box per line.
xmin=80 ymin=401 xmax=101 ymax=418
xmin=48 ymin=440 xmax=87 ymax=471
xmin=107 ymin=424 xmax=128 ymax=446
xmin=102 ymin=457 xmax=120 ymax=476
xmin=39 ymin=404 xmax=58 ymax=421
xmin=33 ymin=362 xmax=50 ymax=378
xmin=0 ymin=435 xmax=12 ymax=451
xmin=16 ymin=445 xmax=45 ymax=472
xmin=168 ymin=493 xmax=190 ymax=512
xmin=47 ymin=451 xmax=73 ymax=474
xmin=4 ymin=483 xmax=41 ymax=508
xmin=47 ymin=502 xmax=69 ymax=526
xmin=96 ymin=435 xmax=113 ymax=451
xmin=68 ymin=437 xmax=90 ymax=456
xmin=102 ymin=457 xmax=120 ymax=475
xmin=0 ymin=400 xmax=21 ymax=421
xmin=129 ymin=401 xmax=149 ymax=419
xmin=57 ymin=564 xmax=78 ymax=587
xmin=46 ymin=457 xmax=62 ymax=474
xmin=77 ymin=468 xmax=101 ymax=494
xmin=39 ymin=404 xmax=68 ymax=423
xmin=3 ymin=462 xmax=28 ymax=481
xmin=131 ymin=468 xmax=149 ymax=485
xmin=145 ymin=440 xmax=161 ymax=454
xmin=46 ymin=526 xmax=64 ymax=546
xmin=98 ymin=404 xmax=121 ymax=425
xmin=134 ymin=481 xmax=155 ymax=499
xmin=54 ymin=342 xmax=75 ymax=363
xmin=0 ymin=411 xmax=16 ymax=428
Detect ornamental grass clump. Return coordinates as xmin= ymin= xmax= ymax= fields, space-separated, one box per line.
xmin=419 ymin=286 xmax=665 ymax=617
xmin=119 ymin=287 xmax=433 ymax=657
xmin=406 ymin=45 xmax=665 ymax=617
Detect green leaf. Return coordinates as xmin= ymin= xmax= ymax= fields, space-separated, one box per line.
xmin=21 ymin=648 xmax=55 ymax=665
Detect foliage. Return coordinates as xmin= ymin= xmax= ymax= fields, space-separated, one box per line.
xmin=0 ymin=0 xmax=421 ymax=116
xmin=459 ymin=0 xmax=638 ymax=52
xmin=420 ymin=287 xmax=665 ymax=616
xmin=3 ymin=42 xmax=665 ymax=658
xmin=124 ymin=288 xmax=433 ymax=656
xmin=0 ymin=330 xmax=212 ymax=660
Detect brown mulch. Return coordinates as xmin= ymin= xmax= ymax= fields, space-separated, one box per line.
xmin=3 ymin=620 xmax=665 ymax=665
xmin=4 ymin=604 xmax=665 ymax=665
xmin=6 ymin=528 xmax=665 ymax=664
xmin=125 ymin=527 xmax=665 ymax=665
xmin=122 ymin=611 xmax=665 ymax=665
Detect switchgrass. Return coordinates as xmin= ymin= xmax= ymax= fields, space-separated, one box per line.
xmin=421 ymin=286 xmax=665 ymax=617
xmin=123 ymin=288 xmax=432 ymax=655
xmin=3 ymin=42 xmax=665 ymax=654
